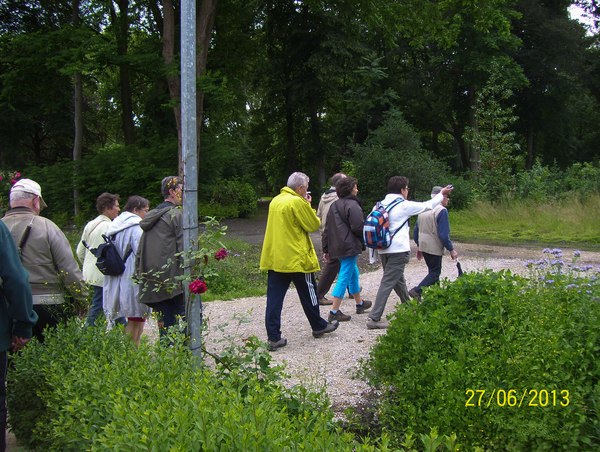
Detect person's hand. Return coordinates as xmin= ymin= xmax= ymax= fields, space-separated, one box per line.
xmin=416 ymin=250 xmax=423 ymax=261
xmin=11 ymin=335 xmax=30 ymax=352
xmin=440 ymin=185 xmax=454 ymax=195
xmin=450 ymin=250 xmax=458 ymax=260
xmin=305 ymin=193 xmax=312 ymax=203
xmin=323 ymin=253 xmax=330 ymax=263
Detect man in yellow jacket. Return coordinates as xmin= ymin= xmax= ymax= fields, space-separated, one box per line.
xmin=260 ymin=172 xmax=339 ymax=351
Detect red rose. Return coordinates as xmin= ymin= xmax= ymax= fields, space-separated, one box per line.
xmin=215 ymin=248 xmax=228 ymax=261
xmin=189 ymin=280 xmax=207 ymax=294
xmin=15 ymin=172 xmax=20 ymax=178
xmin=10 ymin=179 xmax=16 ymax=185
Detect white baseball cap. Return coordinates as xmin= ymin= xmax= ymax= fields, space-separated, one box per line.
xmin=11 ymin=179 xmax=48 ymax=208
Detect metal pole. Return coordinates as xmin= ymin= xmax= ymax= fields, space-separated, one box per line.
xmin=181 ymin=0 xmax=201 ymax=361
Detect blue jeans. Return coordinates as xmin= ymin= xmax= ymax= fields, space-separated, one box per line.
xmin=331 ymin=255 xmax=360 ymax=299
xmin=86 ymin=285 xmax=126 ymax=327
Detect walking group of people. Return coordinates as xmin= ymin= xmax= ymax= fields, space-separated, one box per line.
xmin=0 ymin=175 xmax=188 ymax=450
xmin=260 ymin=172 xmax=456 ymax=351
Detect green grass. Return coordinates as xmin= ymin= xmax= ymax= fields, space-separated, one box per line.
xmin=202 ymin=238 xmax=267 ymax=301
xmin=450 ymin=194 xmax=600 ymax=248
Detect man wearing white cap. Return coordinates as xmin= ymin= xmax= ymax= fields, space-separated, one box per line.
xmin=1 ymin=179 xmax=87 ymax=342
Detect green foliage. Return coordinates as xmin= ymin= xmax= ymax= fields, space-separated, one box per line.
xmin=210 ymin=178 xmax=258 ymax=219
xmin=464 ymin=63 xmax=523 ymax=202
xmin=24 ymin=141 xmax=178 ymax=222
xmin=365 ymin=254 xmax=600 ymax=450
xmin=353 ymin=109 xmax=468 ymax=210
xmin=8 ymin=320 xmax=376 ymax=451
xmin=0 ymin=170 xmax=20 ymax=216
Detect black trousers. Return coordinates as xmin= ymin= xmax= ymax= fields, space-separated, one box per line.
xmin=317 ymin=258 xmax=341 ymax=298
xmin=265 ymin=271 xmax=328 ymax=342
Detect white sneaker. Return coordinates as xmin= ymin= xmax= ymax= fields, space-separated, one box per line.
xmin=367 ymin=318 xmax=389 ymax=329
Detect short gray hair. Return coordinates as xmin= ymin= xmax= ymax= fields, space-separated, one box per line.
xmin=287 ymin=172 xmax=309 ymax=191
xmin=10 ymin=190 xmax=36 ymax=206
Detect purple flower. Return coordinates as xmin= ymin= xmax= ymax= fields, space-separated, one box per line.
xmin=574 ymin=250 xmax=581 ymax=257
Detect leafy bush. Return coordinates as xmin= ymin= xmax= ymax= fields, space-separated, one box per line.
xmin=198 ymin=201 xmax=239 ymax=219
xmin=364 ymin=252 xmax=600 ymax=450
xmin=353 ymin=109 xmax=471 ymax=211
xmin=211 ymin=178 xmax=258 ymax=218
xmin=24 ymin=141 xmax=178 ymax=222
xmin=8 ymin=320 xmax=382 ymax=451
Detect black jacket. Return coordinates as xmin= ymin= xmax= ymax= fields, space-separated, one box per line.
xmin=322 ymin=195 xmax=365 ymax=259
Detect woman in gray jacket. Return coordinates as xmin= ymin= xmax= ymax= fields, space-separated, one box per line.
xmin=322 ymin=177 xmax=372 ymax=322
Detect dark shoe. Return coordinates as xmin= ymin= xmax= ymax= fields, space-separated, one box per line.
xmin=367 ymin=318 xmax=389 ymax=329
xmin=318 ymin=296 xmax=333 ymax=306
xmin=268 ymin=338 xmax=287 ymax=351
xmin=356 ymin=299 xmax=373 ymax=314
xmin=408 ymin=288 xmax=422 ymax=302
xmin=312 ymin=321 xmax=339 ymax=338
xmin=328 ymin=310 xmax=351 ymax=322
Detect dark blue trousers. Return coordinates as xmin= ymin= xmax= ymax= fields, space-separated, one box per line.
xmin=152 ymin=293 xmax=185 ymax=339
xmin=415 ymin=252 xmax=443 ymax=294
xmin=265 ymin=271 xmax=328 ymax=342
xmin=0 ymin=351 xmax=5 ymax=452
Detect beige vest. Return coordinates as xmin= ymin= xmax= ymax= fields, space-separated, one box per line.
xmin=417 ymin=204 xmax=445 ymax=256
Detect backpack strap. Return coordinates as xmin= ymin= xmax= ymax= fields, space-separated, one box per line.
xmin=386 ymin=198 xmax=409 ymax=238
xmin=17 ymin=217 xmax=35 ymax=258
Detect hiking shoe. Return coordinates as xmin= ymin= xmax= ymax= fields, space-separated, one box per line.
xmin=328 ymin=310 xmax=351 ymax=322
xmin=312 ymin=321 xmax=339 ymax=338
xmin=268 ymin=338 xmax=287 ymax=351
xmin=318 ymin=296 xmax=333 ymax=306
xmin=367 ymin=318 xmax=389 ymax=329
xmin=408 ymin=288 xmax=422 ymax=302
xmin=356 ymin=299 xmax=373 ymax=314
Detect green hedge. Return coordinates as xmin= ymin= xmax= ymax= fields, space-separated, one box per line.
xmin=8 ymin=321 xmax=389 ymax=451
xmin=365 ymin=253 xmax=600 ymax=450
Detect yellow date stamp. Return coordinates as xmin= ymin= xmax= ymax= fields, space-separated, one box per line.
xmin=465 ymin=389 xmax=570 ymax=407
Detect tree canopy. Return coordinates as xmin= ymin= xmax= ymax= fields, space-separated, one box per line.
xmin=1 ymin=0 xmax=599 ymax=216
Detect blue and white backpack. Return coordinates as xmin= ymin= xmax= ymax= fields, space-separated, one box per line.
xmin=363 ymin=198 xmax=408 ymax=249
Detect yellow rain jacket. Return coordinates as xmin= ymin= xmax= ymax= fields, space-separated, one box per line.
xmin=260 ymin=187 xmax=321 ymax=273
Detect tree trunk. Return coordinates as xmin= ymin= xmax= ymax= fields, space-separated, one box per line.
xmin=117 ymin=0 xmax=135 ymax=146
xmin=72 ymin=0 xmax=83 ymax=216
xmin=525 ymin=88 xmax=534 ymax=170
xmin=468 ymin=85 xmax=480 ymax=171
xmin=160 ymin=0 xmax=182 ymax=172
xmin=285 ymin=90 xmax=297 ymax=174
xmin=309 ymin=99 xmax=325 ymax=189
xmin=196 ymin=0 xmax=218 ymax=175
